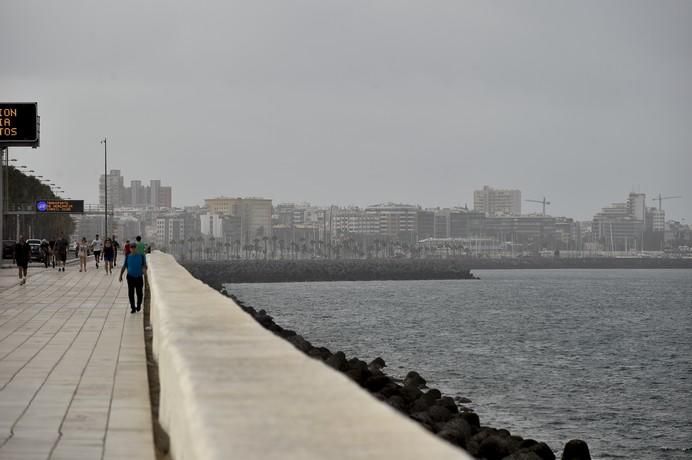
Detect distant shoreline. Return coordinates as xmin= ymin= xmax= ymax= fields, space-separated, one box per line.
xmin=181 ymin=257 xmax=691 ymax=287
xmin=462 ymin=257 xmax=692 ymax=271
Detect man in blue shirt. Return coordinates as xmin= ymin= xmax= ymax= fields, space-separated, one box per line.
xmin=119 ymin=241 xmax=147 ymax=313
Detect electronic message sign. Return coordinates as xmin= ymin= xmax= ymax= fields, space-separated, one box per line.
xmin=0 ymin=103 xmax=39 ymax=147
xmin=36 ymin=200 xmax=84 ymax=213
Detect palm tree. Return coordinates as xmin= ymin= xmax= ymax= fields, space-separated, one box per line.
xmin=271 ymin=235 xmax=278 ymax=260
xmin=196 ymin=236 xmax=204 ymax=260
xmin=278 ymin=239 xmax=285 ymax=259
xmin=187 ymin=237 xmax=195 ymax=260
xmin=216 ymin=240 xmax=223 ymax=260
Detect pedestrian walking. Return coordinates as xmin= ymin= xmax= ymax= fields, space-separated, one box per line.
xmin=40 ymin=239 xmax=50 ymax=268
xmin=91 ymin=234 xmax=103 ymax=269
xmin=134 ymin=235 xmax=147 ymax=254
xmin=124 ymin=239 xmax=132 ymax=257
xmin=112 ymin=235 xmax=120 ymax=267
xmin=55 ymin=233 xmax=69 ymax=272
xmin=119 ymin=246 xmax=147 ymax=313
xmin=103 ymin=238 xmax=115 ymax=275
xmin=13 ymin=236 xmax=30 ymax=285
xmin=78 ymin=237 xmax=89 ymax=272
xmin=49 ymin=238 xmax=56 ymax=268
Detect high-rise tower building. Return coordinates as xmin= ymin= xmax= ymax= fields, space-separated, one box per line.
xmin=473 ymin=186 xmax=521 ymax=216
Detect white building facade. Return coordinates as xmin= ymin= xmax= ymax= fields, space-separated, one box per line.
xmin=473 ymin=186 xmax=521 ymax=216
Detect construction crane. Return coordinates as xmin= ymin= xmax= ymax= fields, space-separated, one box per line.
xmin=525 ymin=197 xmax=551 ymax=216
xmin=651 ymin=193 xmax=681 ymax=211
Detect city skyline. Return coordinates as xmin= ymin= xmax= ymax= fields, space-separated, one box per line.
xmin=6 ymin=160 xmax=688 ymax=225
xmin=2 ymin=1 xmax=690 ymax=222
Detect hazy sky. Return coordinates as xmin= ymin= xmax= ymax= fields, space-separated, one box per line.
xmin=2 ymin=0 xmax=691 ymax=221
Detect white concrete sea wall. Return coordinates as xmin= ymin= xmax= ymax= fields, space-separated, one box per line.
xmin=148 ymin=251 xmax=472 ymax=460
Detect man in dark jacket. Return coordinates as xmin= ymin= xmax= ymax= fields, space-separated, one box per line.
xmin=54 ymin=233 xmax=69 ymax=272
xmin=14 ymin=236 xmax=31 ymax=285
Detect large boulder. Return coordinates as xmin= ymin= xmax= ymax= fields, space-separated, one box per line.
xmin=363 ymin=374 xmax=391 ymax=392
xmin=459 ymin=411 xmax=480 ymax=429
xmin=368 ymin=356 xmax=386 ymax=372
xmin=527 ymin=442 xmax=556 ymax=460
xmin=421 ymin=388 xmax=442 ymax=402
xmin=285 ymin=334 xmax=312 ymax=353
xmin=400 ymin=383 xmax=423 ymax=403
xmin=378 ymin=382 xmax=402 ymax=398
xmin=345 ymin=366 xmax=369 ymax=385
xmin=477 ymin=434 xmax=512 ymax=460
xmin=386 ymin=395 xmax=407 ymax=412
xmin=437 ymin=396 xmax=459 ymax=413
xmin=503 ymin=452 xmax=545 ymax=460
xmin=427 ymin=404 xmax=453 ymax=423
xmin=410 ymin=397 xmax=435 ymax=413
xmin=404 ymin=370 xmax=427 ymax=388
xmin=561 ymin=439 xmax=591 ymax=460
xmin=325 ymin=351 xmax=349 ymax=371
xmin=440 ymin=416 xmax=472 ymax=447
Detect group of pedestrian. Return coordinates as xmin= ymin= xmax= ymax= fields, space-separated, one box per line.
xmin=12 ymin=233 xmax=69 ymax=285
xmin=13 ymin=233 xmax=148 ymax=314
xmin=75 ymin=234 xmax=124 ymax=273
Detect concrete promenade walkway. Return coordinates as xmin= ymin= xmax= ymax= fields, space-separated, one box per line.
xmin=0 ymin=265 xmax=155 ymax=459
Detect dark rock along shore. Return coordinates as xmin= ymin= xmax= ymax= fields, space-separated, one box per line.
xmin=222 ymin=290 xmax=592 ymax=460
xmin=183 ymin=259 xmax=479 ymax=288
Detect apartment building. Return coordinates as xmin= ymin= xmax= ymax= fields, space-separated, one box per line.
xmin=473 ymin=186 xmax=521 ymax=216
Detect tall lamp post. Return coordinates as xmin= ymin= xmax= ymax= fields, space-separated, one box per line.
xmin=101 ymin=138 xmax=107 ymax=236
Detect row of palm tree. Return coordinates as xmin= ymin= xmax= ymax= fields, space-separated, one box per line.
xmin=161 ymin=235 xmax=478 ymax=261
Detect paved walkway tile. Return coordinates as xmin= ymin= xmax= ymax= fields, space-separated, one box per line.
xmin=0 ymin=265 xmax=155 ymax=459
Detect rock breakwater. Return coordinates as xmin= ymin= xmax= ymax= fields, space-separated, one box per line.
xmin=184 ymin=259 xmax=478 ymax=288
xmin=222 ymin=290 xmax=592 ymax=460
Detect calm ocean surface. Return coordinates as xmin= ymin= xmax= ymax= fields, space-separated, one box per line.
xmin=228 ymin=269 xmax=692 ymax=460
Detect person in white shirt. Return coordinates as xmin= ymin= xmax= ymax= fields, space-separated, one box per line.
xmin=91 ymin=234 xmax=103 ymax=269
xmin=78 ymin=237 xmax=89 ymax=272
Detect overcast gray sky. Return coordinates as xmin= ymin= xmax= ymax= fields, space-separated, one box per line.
xmin=2 ymin=0 xmax=690 ymax=221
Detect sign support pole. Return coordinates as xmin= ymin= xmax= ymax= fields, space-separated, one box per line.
xmin=0 ymin=146 xmax=5 ymax=249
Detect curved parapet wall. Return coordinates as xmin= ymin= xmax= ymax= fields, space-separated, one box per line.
xmin=147 ymin=252 xmax=472 ymax=460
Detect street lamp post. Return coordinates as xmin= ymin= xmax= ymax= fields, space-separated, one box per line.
xmin=101 ymin=138 xmax=107 ymax=236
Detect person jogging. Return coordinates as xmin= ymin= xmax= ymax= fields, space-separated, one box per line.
xmin=55 ymin=233 xmax=69 ymax=272
xmin=119 ymin=241 xmax=147 ymax=313
xmin=13 ymin=236 xmax=30 ymax=285
xmin=91 ymin=234 xmax=103 ymax=269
